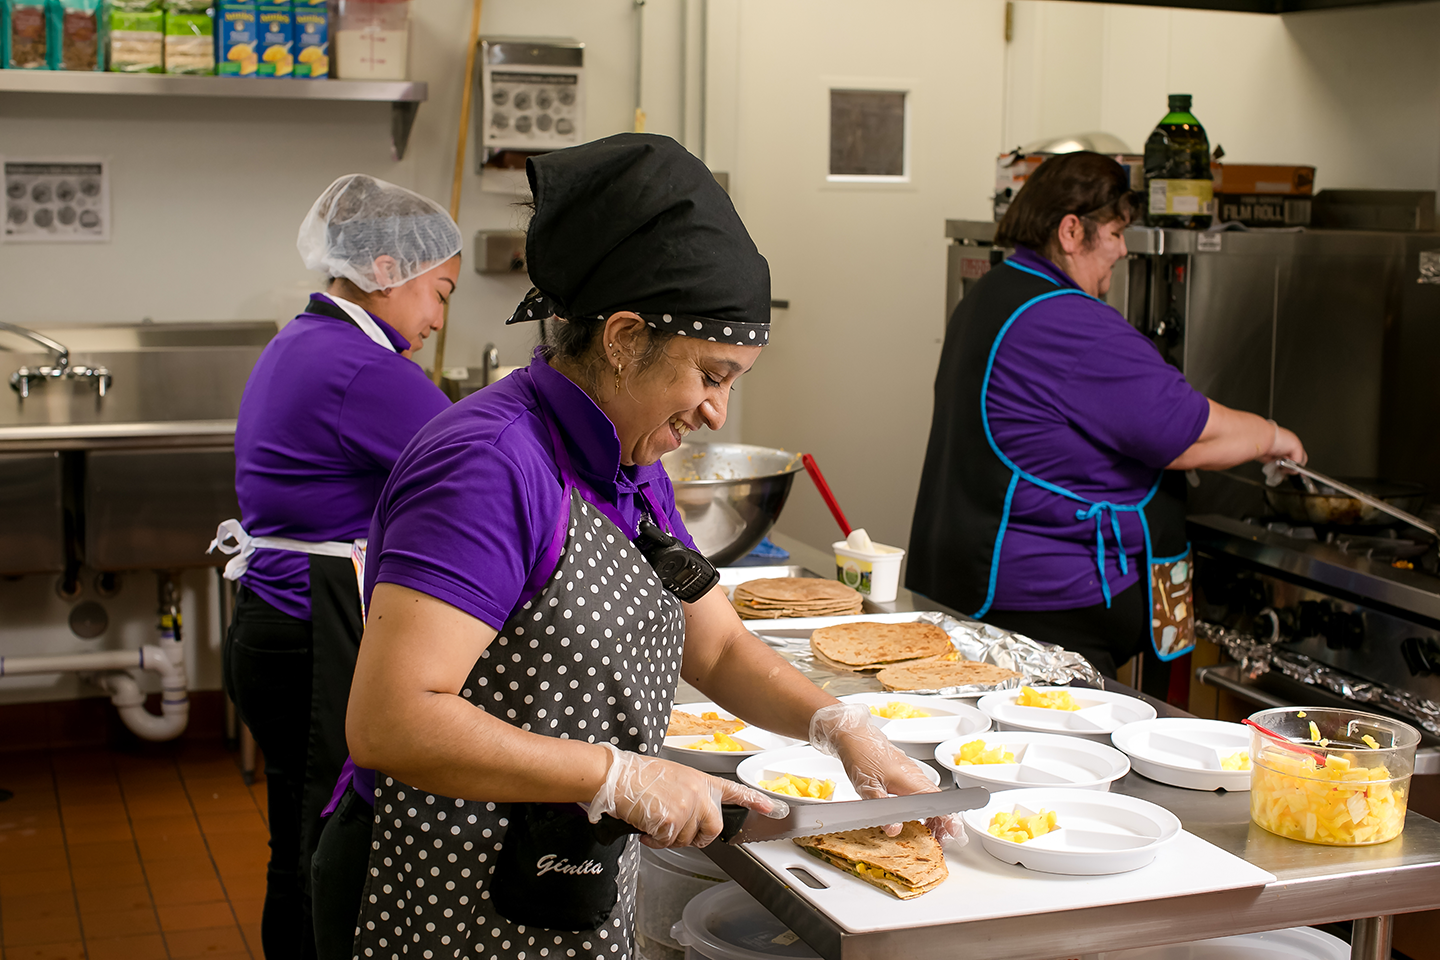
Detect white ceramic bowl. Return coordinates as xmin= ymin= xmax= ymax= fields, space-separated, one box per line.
xmin=1111 ymin=718 xmax=1253 ymax=792
xmin=661 ymin=702 xmax=803 ymax=773
xmin=963 ymin=787 xmax=1181 ymax=875
xmin=736 ymin=744 xmax=941 ymax=804
xmin=934 ymin=731 xmax=1131 ymax=792
xmin=978 ymin=686 xmax=1157 ymax=742
xmin=839 ymin=693 xmax=991 ymax=759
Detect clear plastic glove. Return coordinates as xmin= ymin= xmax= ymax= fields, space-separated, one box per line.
xmin=587 ymin=743 xmax=788 ymax=849
xmin=809 ymin=703 xmax=965 ymax=846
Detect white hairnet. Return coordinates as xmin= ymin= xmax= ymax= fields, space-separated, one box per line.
xmin=297 ymin=174 xmax=463 ymax=292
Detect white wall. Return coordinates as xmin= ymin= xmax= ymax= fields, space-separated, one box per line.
xmin=1005 ymin=0 xmax=1440 ymax=194
xmin=706 ymin=0 xmax=1007 ymax=557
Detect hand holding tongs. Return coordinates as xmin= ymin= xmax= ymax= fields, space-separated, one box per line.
xmin=1273 ymin=458 xmax=1438 ymax=538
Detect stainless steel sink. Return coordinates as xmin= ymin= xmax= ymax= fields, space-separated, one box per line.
xmin=0 ymin=321 xmax=275 ymax=574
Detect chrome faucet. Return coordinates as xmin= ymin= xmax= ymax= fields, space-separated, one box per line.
xmin=1 ymin=321 xmax=111 ymax=399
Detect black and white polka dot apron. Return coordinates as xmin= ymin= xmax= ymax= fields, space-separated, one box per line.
xmin=352 ymin=482 xmax=686 ymax=960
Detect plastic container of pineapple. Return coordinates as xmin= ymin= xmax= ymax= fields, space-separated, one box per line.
xmin=1248 ymin=707 xmax=1419 ymax=846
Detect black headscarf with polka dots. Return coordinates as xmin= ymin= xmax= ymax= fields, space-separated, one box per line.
xmin=506 ymin=133 xmax=771 ymax=347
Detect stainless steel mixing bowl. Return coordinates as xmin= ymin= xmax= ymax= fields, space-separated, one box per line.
xmin=661 ymin=442 xmax=804 ymax=566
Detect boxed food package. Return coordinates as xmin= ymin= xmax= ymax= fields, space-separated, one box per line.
xmin=255 ymin=0 xmax=291 ymax=76
xmin=108 ymin=0 xmax=162 ymax=72
xmin=52 ymin=0 xmax=103 ymax=69
xmin=5 ymin=0 xmax=50 ymax=69
xmin=291 ymin=0 xmax=325 ymax=77
xmin=214 ymin=0 xmax=256 ymax=75
xmin=1214 ymin=164 xmax=1315 ymax=196
xmin=1216 ymin=194 xmax=1313 ymax=228
xmin=164 ymin=1 xmax=213 ymax=73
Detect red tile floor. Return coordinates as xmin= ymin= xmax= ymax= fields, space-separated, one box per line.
xmin=0 ymin=743 xmax=269 ymax=960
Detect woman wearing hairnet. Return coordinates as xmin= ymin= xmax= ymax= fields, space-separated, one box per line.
xmin=313 ymin=135 xmax=955 ymax=960
xmin=211 ymin=174 xmax=461 ymax=960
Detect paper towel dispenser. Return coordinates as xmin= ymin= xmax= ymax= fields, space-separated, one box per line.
xmin=475 ymin=37 xmax=585 ymax=172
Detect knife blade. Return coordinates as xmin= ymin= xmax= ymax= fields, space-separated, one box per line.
xmin=590 ymin=788 xmax=989 ymax=846
xmin=726 ymin=787 xmax=990 ymax=844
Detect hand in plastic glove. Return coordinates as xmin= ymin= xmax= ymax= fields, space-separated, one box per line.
xmin=810 ymin=703 xmax=966 ymax=847
xmin=588 ymin=743 xmax=788 ymax=849
xmin=1260 ymin=420 xmax=1306 ymax=486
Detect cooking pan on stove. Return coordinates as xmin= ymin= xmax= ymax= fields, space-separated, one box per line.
xmin=1265 ymin=477 xmax=1428 ymax=527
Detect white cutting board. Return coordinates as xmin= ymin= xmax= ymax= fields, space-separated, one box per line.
xmin=742 ymin=830 xmax=1274 ymax=934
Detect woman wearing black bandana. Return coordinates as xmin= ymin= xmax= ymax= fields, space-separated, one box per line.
xmin=311 ymin=135 xmax=957 ymax=960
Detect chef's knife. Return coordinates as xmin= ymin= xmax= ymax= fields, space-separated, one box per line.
xmin=592 ymin=788 xmax=989 ymax=845
xmin=725 ymin=787 xmax=990 ymax=844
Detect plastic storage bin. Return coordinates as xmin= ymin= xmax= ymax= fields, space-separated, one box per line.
xmin=334 ymin=0 xmax=406 ymax=79
xmin=671 ymin=883 xmax=819 ymax=960
xmin=1248 ymin=706 xmax=1419 ymax=845
xmin=635 ymin=846 xmax=729 ymax=960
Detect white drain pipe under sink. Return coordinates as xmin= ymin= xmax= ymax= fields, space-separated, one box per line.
xmin=0 ymin=573 xmax=190 ymax=741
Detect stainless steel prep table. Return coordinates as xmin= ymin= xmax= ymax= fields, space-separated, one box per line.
xmin=697 ymin=533 xmax=1440 ymax=960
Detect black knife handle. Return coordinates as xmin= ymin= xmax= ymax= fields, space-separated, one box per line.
xmin=591 ymin=803 xmax=749 ymax=846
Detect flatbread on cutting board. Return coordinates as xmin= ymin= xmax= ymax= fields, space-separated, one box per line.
xmin=810 ymin=621 xmax=954 ymax=667
xmin=876 ymin=656 xmax=1022 ymax=691
xmin=795 ymin=821 xmax=948 ymax=900
xmin=666 ymin=710 xmax=746 ymax=737
xmin=732 ymin=577 xmax=864 ymax=620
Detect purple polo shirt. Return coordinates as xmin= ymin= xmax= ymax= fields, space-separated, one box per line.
xmin=363 ymin=349 xmax=695 ymax=630
xmin=234 ymin=294 xmax=451 ymax=619
xmin=987 ymin=247 xmax=1209 ymax=611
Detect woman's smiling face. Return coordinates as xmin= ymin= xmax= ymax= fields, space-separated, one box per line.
xmin=592 ymin=314 xmax=762 ymax=467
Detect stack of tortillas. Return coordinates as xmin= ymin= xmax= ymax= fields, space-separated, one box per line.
xmin=732 ymin=578 xmax=863 ymax=620
xmin=876 ymin=656 xmax=1022 ymax=691
xmin=809 ymin=621 xmax=954 ymax=670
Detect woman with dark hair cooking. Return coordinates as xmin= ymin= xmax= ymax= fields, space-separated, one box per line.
xmin=213 ymin=174 xmax=461 ymax=960
xmin=323 ymin=134 xmax=955 ymax=960
xmin=908 ymin=151 xmax=1307 ymax=684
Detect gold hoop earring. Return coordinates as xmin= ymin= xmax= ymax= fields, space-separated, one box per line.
xmin=614 ymin=362 xmax=623 ymax=393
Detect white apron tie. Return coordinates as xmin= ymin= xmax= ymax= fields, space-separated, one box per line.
xmin=208 ymin=518 xmax=361 ymax=580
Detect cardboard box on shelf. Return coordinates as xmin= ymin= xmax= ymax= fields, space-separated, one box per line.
xmin=255 ymin=1 xmax=292 ymax=76
xmin=292 ymin=0 xmax=327 ymax=78
xmin=215 ymin=0 xmax=258 ymax=76
xmin=1216 ymin=194 xmax=1313 ymax=228
xmin=1214 ymin=164 xmax=1315 ymax=196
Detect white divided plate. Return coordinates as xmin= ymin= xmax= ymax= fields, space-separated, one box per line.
xmin=1096 ymin=926 xmax=1348 ymax=960
xmin=1111 ymin=718 xmax=1253 ymax=792
xmin=963 ymin=787 xmax=1181 ymax=875
xmin=978 ymin=686 xmax=1157 ymax=742
xmin=661 ymin=702 xmax=802 ymax=773
xmin=736 ymin=744 xmax=941 ymax=804
xmin=838 ymin=693 xmax=991 ymax=760
xmin=934 ymin=731 xmax=1131 ymax=792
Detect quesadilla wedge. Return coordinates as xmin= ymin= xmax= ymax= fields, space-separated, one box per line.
xmin=810 ymin=621 xmax=953 ymax=667
xmin=794 ymin=821 xmax=947 ymax=900
xmin=666 ymin=709 xmax=746 ymax=737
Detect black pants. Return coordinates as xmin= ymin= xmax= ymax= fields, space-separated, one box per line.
xmin=311 ymin=785 xmax=373 ymax=960
xmin=982 ymin=581 xmax=1172 ymax=699
xmin=224 ymin=587 xmax=317 ymax=960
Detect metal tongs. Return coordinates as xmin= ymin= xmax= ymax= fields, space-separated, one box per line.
xmin=1273 ymin=459 xmax=1438 ymax=539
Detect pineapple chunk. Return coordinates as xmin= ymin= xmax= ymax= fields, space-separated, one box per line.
xmin=988 ymin=808 xmax=1059 ymax=843
xmin=1015 ymin=686 xmax=1081 ymax=711
xmin=758 ymin=773 xmax=836 ymax=800
xmin=870 ymin=701 xmax=931 ymax=720
xmin=1221 ymin=751 xmax=1251 ymax=771
xmin=685 ymin=732 xmax=753 ymax=752
xmin=1250 ymin=748 xmax=1407 ymax=845
xmin=954 ymin=739 xmax=1016 ymax=766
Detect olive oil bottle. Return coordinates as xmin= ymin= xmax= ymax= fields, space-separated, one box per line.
xmin=1144 ymin=94 xmax=1213 ymax=229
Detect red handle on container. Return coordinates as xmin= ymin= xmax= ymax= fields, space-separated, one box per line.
xmin=802 ymin=454 xmax=852 ymax=537
xmin=1242 ymin=718 xmax=1326 ymax=767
